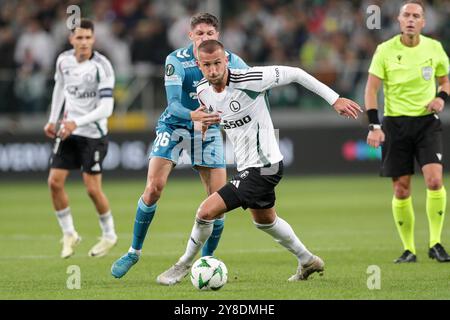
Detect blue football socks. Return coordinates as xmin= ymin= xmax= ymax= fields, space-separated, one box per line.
xmin=131 ymin=197 xmax=156 ymax=250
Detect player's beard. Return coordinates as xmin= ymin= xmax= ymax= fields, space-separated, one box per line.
xmin=208 ymin=72 xmax=225 ymax=85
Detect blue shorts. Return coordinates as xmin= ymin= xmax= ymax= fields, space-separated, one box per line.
xmin=149 ymin=123 xmax=225 ymax=168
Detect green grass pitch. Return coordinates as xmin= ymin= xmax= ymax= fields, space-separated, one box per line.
xmin=1 ymin=175 xmax=450 ymax=299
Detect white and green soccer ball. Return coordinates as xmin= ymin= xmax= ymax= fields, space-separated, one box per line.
xmin=190 ymin=256 xmax=228 ymax=291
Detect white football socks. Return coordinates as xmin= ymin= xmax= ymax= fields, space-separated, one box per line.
xmin=254 ymin=216 xmax=313 ymax=265
xmin=55 ymin=207 xmax=76 ymax=236
xmin=128 ymin=247 xmax=141 ymax=255
xmin=178 ymin=217 xmax=214 ymax=266
xmin=98 ymin=210 xmax=117 ymax=241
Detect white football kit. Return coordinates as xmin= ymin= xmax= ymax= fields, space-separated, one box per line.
xmin=48 ymin=49 xmax=115 ymax=139
xmin=196 ymin=66 xmax=339 ymax=171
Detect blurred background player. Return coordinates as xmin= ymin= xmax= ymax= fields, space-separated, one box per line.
xmin=365 ymin=0 xmax=450 ymax=263
xmin=157 ymin=39 xmax=362 ymax=285
xmin=44 ymin=19 xmax=117 ymax=258
xmin=110 ymin=13 xmax=248 ymax=278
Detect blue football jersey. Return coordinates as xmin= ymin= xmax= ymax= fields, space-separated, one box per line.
xmin=159 ymin=44 xmax=248 ymax=129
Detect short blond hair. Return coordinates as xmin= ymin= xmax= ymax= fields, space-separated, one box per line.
xmin=401 ymin=0 xmax=426 ymax=13
xmin=198 ymin=39 xmax=224 ymax=55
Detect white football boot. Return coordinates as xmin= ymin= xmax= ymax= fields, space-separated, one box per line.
xmin=88 ymin=237 xmax=117 ymax=257
xmin=61 ymin=232 xmax=82 ymax=259
xmin=156 ymin=262 xmax=191 ymax=286
xmin=288 ymin=255 xmax=324 ymax=281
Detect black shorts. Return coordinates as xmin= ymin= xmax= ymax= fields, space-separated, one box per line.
xmin=381 ymin=114 xmax=443 ymax=177
xmin=50 ymin=135 xmax=108 ymax=174
xmin=217 ymin=161 xmax=284 ymax=210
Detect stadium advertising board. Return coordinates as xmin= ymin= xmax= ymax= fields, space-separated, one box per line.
xmin=1 ymin=125 xmax=449 ymax=179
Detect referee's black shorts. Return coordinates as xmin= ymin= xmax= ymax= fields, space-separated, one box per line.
xmin=217 ymin=161 xmax=283 ymax=211
xmin=381 ymin=114 xmax=443 ymax=177
xmin=50 ymin=135 xmax=108 ymax=174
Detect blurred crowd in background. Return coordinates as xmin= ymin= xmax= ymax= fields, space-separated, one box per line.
xmin=0 ymin=0 xmax=449 ymax=115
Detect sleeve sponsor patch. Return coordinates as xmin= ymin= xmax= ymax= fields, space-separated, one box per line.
xmin=165 ymin=64 xmax=175 ymax=76
xmin=165 ymin=74 xmax=182 ymax=83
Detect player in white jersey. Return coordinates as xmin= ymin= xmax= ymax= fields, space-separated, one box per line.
xmin=43 ymin=19 xmax=117 ymax=259
xmin=157 ymin=39 xmax=362 ymax=285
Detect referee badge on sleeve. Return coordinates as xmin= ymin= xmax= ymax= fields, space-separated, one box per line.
xmin=422 ymin=66 xmax=433 ymax=81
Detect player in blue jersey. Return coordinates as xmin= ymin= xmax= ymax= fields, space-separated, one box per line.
xmin=111 ymin=13 xmax=248 ymax=279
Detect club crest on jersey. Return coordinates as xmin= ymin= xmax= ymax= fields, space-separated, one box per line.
xmin=83 ymin=73 xmax=94 ymax=83
xmin=165 ymin=64 xmax=175 ymax=76
xmin=421 ymin=66 xmax=433 ymax=81
xmin=240 ymin=170 xmax=249 ymax=179
xmin=230 ymin=100 xmax=241 ymax=112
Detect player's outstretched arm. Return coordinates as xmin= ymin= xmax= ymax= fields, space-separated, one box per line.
xmin=261 ymin=66 xmax=362 ymax=118
xmin=332 ymin=98 xmax=363 ymax=119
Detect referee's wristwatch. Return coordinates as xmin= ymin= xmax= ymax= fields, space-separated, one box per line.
xmin=368 ymin=124 xmax=382 ymax=131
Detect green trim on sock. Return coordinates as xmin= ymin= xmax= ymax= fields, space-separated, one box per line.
xmin=392 ymin=196 xmax=416 ymax=254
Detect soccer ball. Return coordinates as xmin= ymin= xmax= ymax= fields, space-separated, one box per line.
xmin=190 ymin=256 xmax=228 ymax=291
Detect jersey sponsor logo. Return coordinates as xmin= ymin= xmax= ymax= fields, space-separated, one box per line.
xmin=222 ymin=115 xmax=252 ymax=130
xmin=274 ymin=67 xmax=280 ymax=85
xmin=181 ymin=60 xmax=197 ymax=68
xmin=176 ymin=49 xmax=191 ymax=59
xmin=229 ymin=100 xmax=241 ymax=112
xmin=78 ymin=91 xmax=97 ymax=98
xmin=239 ymin=170 xmax=249 ymax=179
xmin=165 ymin=64 xmax=175 ymax=76
xmin=67 ymin=86 xmax=97 ymax=99
xmin=189 ymin=92 xmax=198 ymax=100
xmin=422 ymin=66 xmax=433 ymax=81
